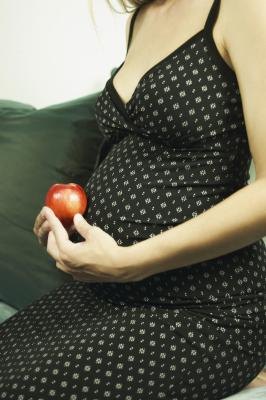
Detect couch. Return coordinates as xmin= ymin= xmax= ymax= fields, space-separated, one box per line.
xmin=0 ymin=69 xmax=265 ymax=399
xmin=0 ymin=67 xmax=121 ymax=314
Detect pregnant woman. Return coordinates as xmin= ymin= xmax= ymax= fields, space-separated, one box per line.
xmin=1 ymin=0 xmax=266 ymax=399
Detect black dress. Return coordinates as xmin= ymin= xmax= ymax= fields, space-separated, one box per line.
xmin=0 ymin=1 xmax=265 ymax=399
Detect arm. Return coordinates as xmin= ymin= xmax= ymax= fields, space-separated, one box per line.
xmin=117 ymin=0 xmax=266 ymax=280
xmin=120 ymin=179 xmax=266 ymax=279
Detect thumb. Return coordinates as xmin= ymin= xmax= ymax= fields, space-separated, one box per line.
xmin=73 ymin=213 xmax=91 ymax=240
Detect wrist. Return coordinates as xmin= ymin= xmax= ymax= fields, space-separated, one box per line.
xmin=116 ymin=240 xmax=164 ymax=281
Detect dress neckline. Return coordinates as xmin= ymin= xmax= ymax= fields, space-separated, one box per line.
xmin=106 ymin=0 xmax=236 ymax=116
xmin=107 ymin=28 xmax=205 ymax=109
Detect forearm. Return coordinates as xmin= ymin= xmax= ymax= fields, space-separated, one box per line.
xmin=120 ymin=179 xmax=266 ymax=278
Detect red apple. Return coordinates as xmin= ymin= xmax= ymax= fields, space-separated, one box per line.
xmin=44 ymin=183 xmax=88 ymax=228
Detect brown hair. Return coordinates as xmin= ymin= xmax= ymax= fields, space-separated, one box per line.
xmin=87 ymin=0 xmax=154 ymax=36
xmin=107 ymin=0 xmax=153 ymax=11
xmin=88 ymin=0 xmax=153 ymax=20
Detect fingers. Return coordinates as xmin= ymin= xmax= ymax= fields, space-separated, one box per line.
xmin=55 ymin=260 xmax=73 ymax=275
xmin=72 ymin=274 xmax=103 ymax=282
xmin=33 ymin=208 xmax=46 ymax=235
xmin=43 ymin=206 xmax=71 ymax=253
xmin=46 ymin=230 xmax=61 ymax=261
xmin=68 ymin=223 xmax=76 ymax=234
xmin=33 ymin=208 xmax=51 ymax=247
xmin=37 ymin=220 xmax=51 ymax=247
xmin=55 ymin=261 xmax=94 ymax=281
xmin=54 ymin=260 xmax=108 ymax=282
xmin=33 ymin=208 xmax=75 ymax=249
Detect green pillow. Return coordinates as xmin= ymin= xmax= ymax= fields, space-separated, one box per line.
xmin=223 ymin=386 xmax=266 ymax=399
xmin=0 ymin=93 xmax=103 ymax=310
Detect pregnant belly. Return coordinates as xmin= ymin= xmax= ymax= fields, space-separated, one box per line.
xmin=77 ymin=133 xmax=266 ymax=310
xmin=83 ymin=133 xmax=245 ymax=247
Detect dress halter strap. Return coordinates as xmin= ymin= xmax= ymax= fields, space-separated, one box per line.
xmin=204 ymin=0 xmax=221 ymax=32
xmin=127 ymin=0 xmax=221 ymax=54
xmin=126 ymin=7 xmax=141 ymax=54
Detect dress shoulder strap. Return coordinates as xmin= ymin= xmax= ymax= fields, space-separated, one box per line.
xmin=204 ymin=0 xmax=221 ymax=32
xmin=126 ymin=7 xmax=141 ymax=54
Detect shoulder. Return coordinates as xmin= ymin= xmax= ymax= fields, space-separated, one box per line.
xmin=220 ymin=0 xmax=266 ymax=180
xmin=221 ymin=0 xmax=266 ymax=65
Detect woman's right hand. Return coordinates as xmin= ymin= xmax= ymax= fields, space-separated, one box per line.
xmin=33 ymin=208 xmax=75 ymax=247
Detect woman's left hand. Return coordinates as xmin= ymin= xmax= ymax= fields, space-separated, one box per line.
xmin=41 ymin=206 xmax=138 ymax=283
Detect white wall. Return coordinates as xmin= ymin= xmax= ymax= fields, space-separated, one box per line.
xmin=0 ymin=0 xmax=127 ymax=109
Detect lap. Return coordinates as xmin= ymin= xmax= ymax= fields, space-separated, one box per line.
xmin=0 ymin=281 xmax=264 ymax=400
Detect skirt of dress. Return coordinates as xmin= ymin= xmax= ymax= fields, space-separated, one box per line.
xmin=0 ymin=276 xmax=265 ymax=400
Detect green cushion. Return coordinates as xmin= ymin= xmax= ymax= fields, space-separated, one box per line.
xmin=223 ymin=387 xmax=266 ymax=399
xmin=0 ymin=93 xmax=103 ymax=310
xmin=0 ymin=301 xmax=17 ymax=324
